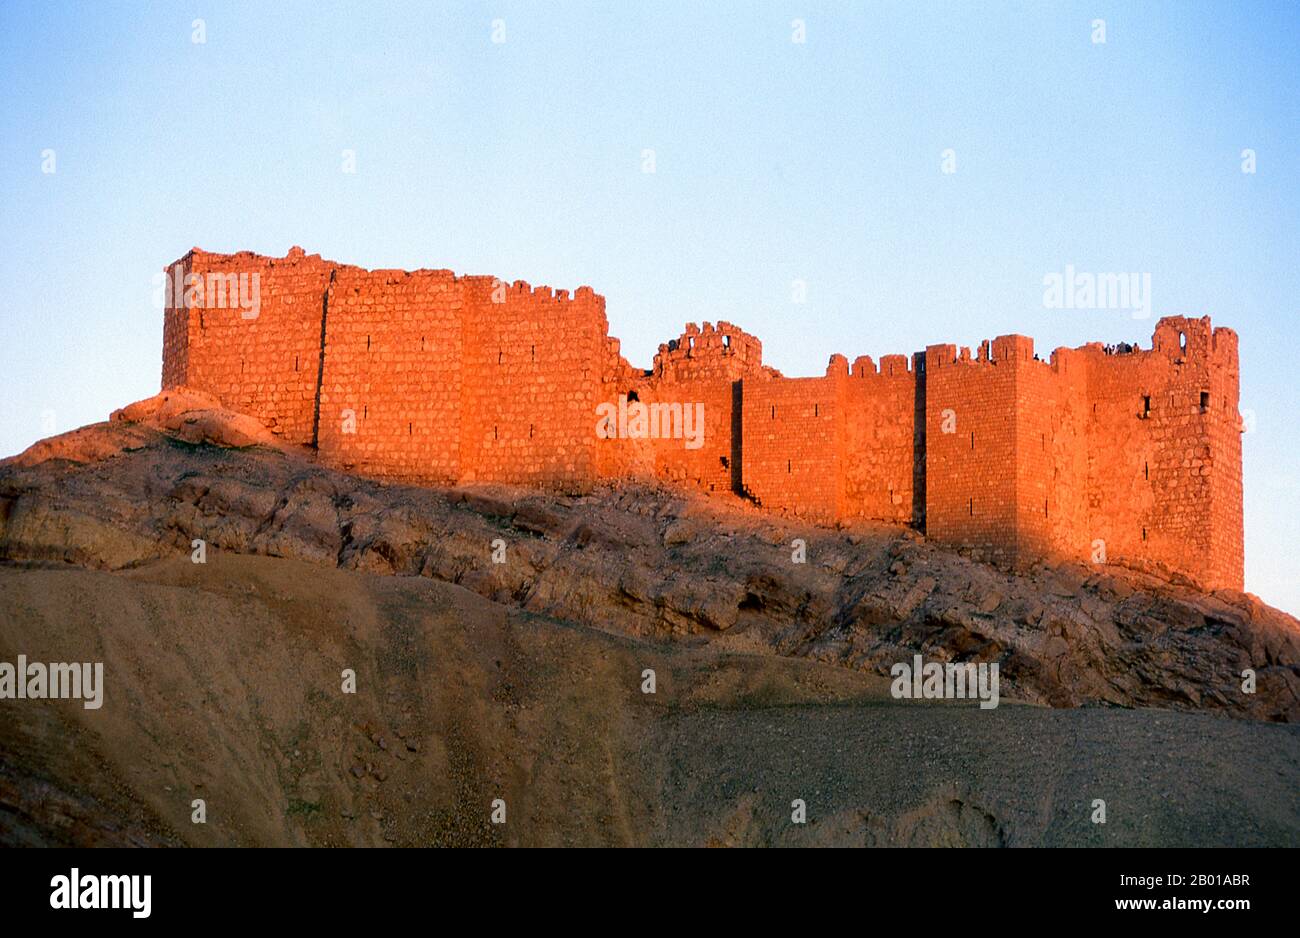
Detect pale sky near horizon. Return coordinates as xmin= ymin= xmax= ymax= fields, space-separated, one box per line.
xmin=1 ymin=1 xmax=1296 ymax=612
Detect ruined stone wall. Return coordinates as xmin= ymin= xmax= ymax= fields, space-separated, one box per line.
xmin=1080 ymin=316 xmax=1243 ymax=590
xmin=316 ymin=268 xmax=464 ymax=485
xmin=840 ymin=354 xmax=918 ymax=525
xmin=593 ymin=338 xmax=656 ymax=480
xmin=457 ymin=279 xmax=606 ymax=490
xmin=646 ymin=323 xmax=757 ymax=493
xmin=161 ymin=248 xmax=1243 ymax=591
xmin=594 ymin=322 xmax=763 ymax=493
xmin=1200 ymin=325 xmax=1245 ymax=590
xmin=741 ymin=371 xmax=843 ymax=521
xmin=1017 ymin=347 xmax=1090 ymax=564
xmin=923 ymin=340 xmax=1022 ymax=566
xmin=160 ymin=252 xmax=193 ymax=391
xmin=162 ymin=247 xmax=335 ymax=445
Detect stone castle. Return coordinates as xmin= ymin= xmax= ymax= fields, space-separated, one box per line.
xmin=161 ymin=247 xmax=1245 ymax=591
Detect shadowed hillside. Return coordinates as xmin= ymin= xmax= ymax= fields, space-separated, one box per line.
xmin=0 ymin=412 xmax=1297 ymax=846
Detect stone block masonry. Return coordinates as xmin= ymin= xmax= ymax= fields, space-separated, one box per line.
xmin=162 ymin=247 xmax=1245 ymax=592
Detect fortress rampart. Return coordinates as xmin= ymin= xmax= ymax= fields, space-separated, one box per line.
xmin=162 ymin=247 xmax=1245 ymax=591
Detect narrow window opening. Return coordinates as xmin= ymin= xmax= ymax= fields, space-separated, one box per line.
xmin=366 ymin=335 xmax=371 ymax=351
xmin=363 ymin=405 xmax=367 ymax=419
xmin=531 ymin=344 xmax=535 ymax=362
xmin=814 ymin=403 xmax=819 ymax=417
xmin=493 ymin=425 xmax=498 ymax=440
xmin=421 ymin=336 xmax=425 ymax=350
xmin=968 ymin=498 xmax=974 ymax=516
xmin=787 ymin=459 xmax=792 ymax=474
xmin=771 ymin=405 xmax=776 ymax=420
xmin=1179 ymin=332 xmax=1187 ymax=353
xmin=1144 ymin=461 xmax=1149 ymax=480
xmin=689 ymin=336 xmax=696 ymax=349
xmin=722 ymin=335 xmax=731 ymax=348
xmin=529 ymin=424 xmax=534 ymax=438
xmin=1200 ymin=391 xmax=1210 ymax=413
xmin=970 ymin=431 xmax=975 ymax=450
xmin=1142 ymin=527 xmax=1147 ymax=542
xmin=294 ymin=354 xmax=299 ymax=372
xmin=408 ymin=422 xmax=412 ymax=436
xmin=720 ymin=455 xmax=729 ymax=469
xmin=1044 ymin=499 xmax=1048 ymax=518
xmin=498 ymin=350 xmax=503 ymax=365
xmin=1141 ymin=395 xmax=1151 ymax=419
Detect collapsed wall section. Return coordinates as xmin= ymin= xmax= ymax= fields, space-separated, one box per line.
xmin=596 ymin=322 xmax=764 ymax=492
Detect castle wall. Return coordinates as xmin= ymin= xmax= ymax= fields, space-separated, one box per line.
xmin=457 ymin=280 xmax=606 ymax=490
xmin=593 ymin=337 xmax=656 ymax=481
xmin=162 ymin=248 xmax=336 ymax=445
xmin=160 ymin=252 xmax=193 ymax=390
xmin=594 ymin=322 xmax=763 ymax=493
xmin=1200 ymin=327 xmax=1245 ymax=590
xmin=840 ymin=354 xmax=918 ymax=525
xmin=316 ymin=268 xmax=464 ymax=485
xmin=626 ymin=379 xmax=737 ymax=492
xmin=741 ymin=373 xmax=842 ymax=521
xmin=643 ymin=323 xmax=759 ymax=493
xmin=1017 ymin=348 xmax=1090 ymax=563
xmin=923 ymin=340 xmax=1022 ymax=566
xmin=160 ymin=248 xmax=1244 ymax=591
xmin=1081 ymin=316 xmax=1243 ymax=590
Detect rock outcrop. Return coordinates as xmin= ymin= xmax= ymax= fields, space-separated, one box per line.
xmin=2 ymin=412 xmax=1296 ymax=722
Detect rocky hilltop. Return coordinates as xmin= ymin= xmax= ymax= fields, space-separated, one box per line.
xmin=0 ymin=391 xmax=1296 ymax=846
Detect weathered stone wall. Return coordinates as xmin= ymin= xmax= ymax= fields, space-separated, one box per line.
xmin=924 ymin=339 xmax=1022 ymax=567
xmin=162 ymin=247 xmax=336 ymax=445
xmin=457 ymin=279 xmax=607 ymax=489
xmin=741 ymin=371 xmax=843 ymax=521
xmin=1080 ymin=316 xmax=1243 ymax=589
xmin=161 ymin=247 xmax=1244 ymax=591
xmin=316 ymin=267 xmax=464 ymax=485
xmin=840 ymin=354 xmax=918 ymax=526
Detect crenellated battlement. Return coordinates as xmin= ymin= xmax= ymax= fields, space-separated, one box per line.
xmin=652 ymin=321 xmax=764 ymax=381
xmin=161 ymin=248 xmax=1244 ymax=592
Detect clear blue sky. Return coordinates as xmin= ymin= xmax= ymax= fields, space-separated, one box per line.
xmin=1 ymin=1 xmax=1296 ymax=612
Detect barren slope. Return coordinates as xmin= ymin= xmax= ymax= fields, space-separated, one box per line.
xmin=2 ymin=558 xmax=1295 ymax=847
xmin=0 ymin=418 xmax=1297 ymax=846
